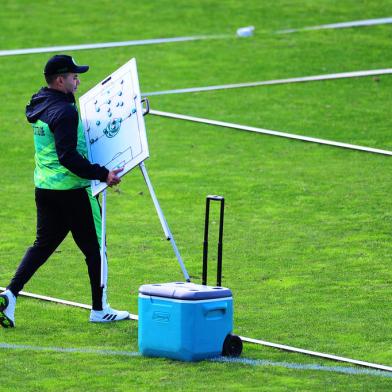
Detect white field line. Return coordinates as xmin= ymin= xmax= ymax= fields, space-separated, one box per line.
xmin=142 ymin=68 xmax=392 ymax=96
xmin=149 ymin=109 xmax=392 ymax=156
xmin=0 ymin=343 xmax=140 ymax=357
xmin=0 ymin=343 xmax=391 ymax=378
xmin=0 ymin=34 xmax=230 ymax=57
xmin=3 ymin=287 xmax=392 ymax=373
xmin=277 ymin=17 xmax=392 ymax=34
xmin=212 ymin=357 xmax=392 ymax=378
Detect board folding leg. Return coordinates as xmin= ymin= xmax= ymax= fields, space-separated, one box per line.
xmin=100 ymin=189 xmax=107 ymax=287
xmin=139 ymin=162 xmax=190 ymax=282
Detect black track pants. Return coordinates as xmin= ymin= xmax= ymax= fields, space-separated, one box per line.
xmin=7 ymin=187 xmax=105 ymax=310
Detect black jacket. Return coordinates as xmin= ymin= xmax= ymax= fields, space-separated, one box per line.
xmin=26 ymin=87 xmax=108 ymax=182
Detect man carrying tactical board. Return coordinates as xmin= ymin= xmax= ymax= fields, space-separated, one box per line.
xmin=0 ymin=54 xmax=130 ymax=328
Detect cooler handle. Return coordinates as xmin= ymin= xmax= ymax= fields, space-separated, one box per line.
xmin=202 ymin=302 xmax=227 ymax=319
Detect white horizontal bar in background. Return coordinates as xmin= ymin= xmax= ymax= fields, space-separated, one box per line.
xmin=0 ymin=34 xmax=230 ymax=57
xmin=277 ymin=17 xmax=392 ymax=34
xmin=142 ymin=68 xmax=392 ymax=96
xmin=149 ymin=109 xmax=392 ymax=156
xmin=2 ymin=286 xmax=392 ymax=372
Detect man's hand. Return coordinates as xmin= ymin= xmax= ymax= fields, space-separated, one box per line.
xmin=106 ymin=167 xmax=124 ymax=186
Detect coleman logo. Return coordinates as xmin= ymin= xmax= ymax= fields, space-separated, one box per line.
xmin=152 ymin=311 xmax=170 ymax=323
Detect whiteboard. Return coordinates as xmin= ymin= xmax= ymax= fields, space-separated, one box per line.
xmin=79 ymin=58 xmax=149 ymax=196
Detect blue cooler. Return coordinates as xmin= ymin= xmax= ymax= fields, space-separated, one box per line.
xmin=138 ymin=282 xmax=235 ymax=361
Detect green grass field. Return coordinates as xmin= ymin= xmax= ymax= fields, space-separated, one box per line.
xmin=1 ymin=1 xmax=392 ymax=390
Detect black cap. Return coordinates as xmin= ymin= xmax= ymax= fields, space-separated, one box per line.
xmin=44 ymin=55 xmax=89 ymax=76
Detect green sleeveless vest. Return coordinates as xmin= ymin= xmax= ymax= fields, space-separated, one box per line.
xmin=33 ymin=112 xmax=90 ymax=190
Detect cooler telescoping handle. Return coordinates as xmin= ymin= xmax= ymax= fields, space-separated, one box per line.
xmin=202 ymin=195 xmax=225 ymax=287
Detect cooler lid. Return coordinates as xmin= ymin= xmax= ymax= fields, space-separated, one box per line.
xmin=139 ymin=282 xmax=232 ymax=300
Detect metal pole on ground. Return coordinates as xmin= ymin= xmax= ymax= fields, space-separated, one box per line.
xmin=0 ymin=287 xmax=138 ymax=320
xmin=142 ymin=69 xmax=392 ymax=97
xmin=149 ymin=109 xmax=392 ymax=156
xmin=239 ymin=336 xmax=392 ymax=373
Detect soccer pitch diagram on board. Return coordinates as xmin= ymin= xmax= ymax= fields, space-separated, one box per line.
xmin=79 ymin=58 xmax=149 ymax=196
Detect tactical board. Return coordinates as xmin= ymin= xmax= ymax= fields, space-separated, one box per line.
xmin=79 ymin=58 xmax=149 ymax=196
